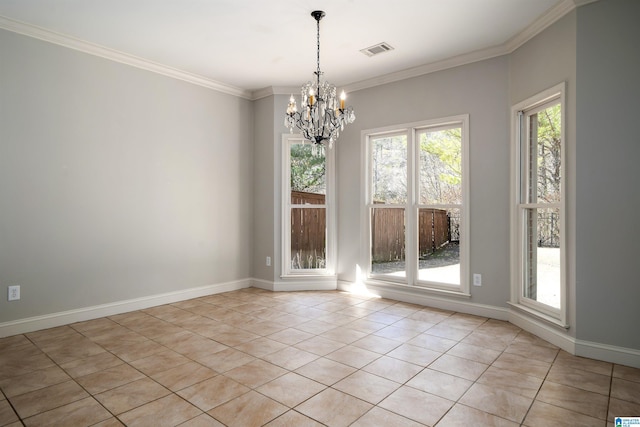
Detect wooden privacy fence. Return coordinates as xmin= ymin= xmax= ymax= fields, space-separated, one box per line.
xmin=418 ymin=208 xmax=450 ymax=257
xmin=371 ymin=208 xmax=405 ymax=263
xmin=290 ymin=191 xmax=453 ymax=264
xmin=291 ymin=191 xmax=326 ymax=268
xmin=371 ymin=207 xmax=451 ymax=263
xmin=291 ymin=191 xmax=325 ymax=205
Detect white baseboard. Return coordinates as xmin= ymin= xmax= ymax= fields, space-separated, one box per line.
xmin=0 ymin=278 xmax=251 ymax=338
xmin=509 ymin=306 xmax=640 ymax=368
xmin=575 ymin=339 xmax=640 ymax=369
xmin=337 ymin=280 xmax=509 ymax=320
xmin=251 ymin=278 xmax=275 ymax=291
xmin=508 ymin=308 xmax=575 ymax=353
xmin=252 ymin=278 xmax=337 ymax=292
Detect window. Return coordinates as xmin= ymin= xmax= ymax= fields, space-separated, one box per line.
xmin=364 ymin=116 xmax=469 ymax=293
xmin=417 ymin=126 xmax=464 ymax=286
xmin=369 ymin=133 xmax=408 ymax=278
xmin=511 ymin=83 xmax=566 ymax=324
xmin=283 ymin=135 xmax=334 ymax=276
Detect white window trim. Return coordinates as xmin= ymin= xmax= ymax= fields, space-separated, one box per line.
xmin=364 ymin=129 xmax=410 ymax=287
xmin=510 ymin=82 xmax=568 ymax=328
xmin=361 ymin=115 xmax=469 ymax=295
xmin=282 ymin=134 xmax=336 ymax=278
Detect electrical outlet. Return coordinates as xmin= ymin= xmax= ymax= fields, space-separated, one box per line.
xmin=473 ymin=274 xmax=482 ymax=286
xmin=8 ymin=285 xmax=20 ymax=301
xmin=266 ymin=256 xmax=271 ymax=267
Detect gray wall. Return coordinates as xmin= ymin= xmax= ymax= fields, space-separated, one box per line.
xmin=273 ymin=95 xmax=291 ymax=282
xmin=0 ymin=29 xmax=253 ymax=323
xmin=254 ymin=93 xmax=307 ymax=283
xmin=336 ymin=56 xmax=511 ymax=308
xmin=251 ymin=96 xmax=276 ymax=282
xmin=575 ymin=0 xmax=640 ymax=349
xmin=509 ymin=11 xmax=577 ymax=335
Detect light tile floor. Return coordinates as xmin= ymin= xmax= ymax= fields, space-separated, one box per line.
xmin=1 ymin=288 xmax=639 ymax=426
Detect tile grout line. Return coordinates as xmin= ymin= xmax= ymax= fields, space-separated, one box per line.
xmin=1 ymin=386 xmax=26 ymax=427
xmin=427 ymin=320 xmax=490 ymax=427
xmin=518 ymin=345 xmax=561 ymax=426
xmin=606 ymin=363 xmax=614 ymax=425
xmin=12 ymin=332 xmax=84 ymax=425
xmin=73 ymin=317 xmax=185 ymax=425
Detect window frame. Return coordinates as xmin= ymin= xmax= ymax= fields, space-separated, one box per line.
xmin=282 ymin=134 xmax=336 ymax=277
xmin=361 ymin=115 xmax=469 ymax=295
xmin=366 ymin=130 xmax=410 ymax=285
xmin=510 ymin=83 xmax=567 ymax=327
xmin=414 ymin=121 xmax=469 ymax=293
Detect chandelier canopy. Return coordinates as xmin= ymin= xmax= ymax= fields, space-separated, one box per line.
xmin=285 ymin=10 xmax=355 ymax=148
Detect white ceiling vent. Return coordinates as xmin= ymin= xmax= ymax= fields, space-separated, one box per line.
xmin=360 ymin=42 xmax=394 ymax=57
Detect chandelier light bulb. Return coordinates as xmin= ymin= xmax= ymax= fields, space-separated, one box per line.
xmin=286 ymin=94 xmax=297 ymax=115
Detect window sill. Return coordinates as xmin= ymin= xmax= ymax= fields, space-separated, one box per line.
xmin=365 ymin=279 xmax=471 ymax=299
xmin=280 ymin=273 xmax=337 ymax=280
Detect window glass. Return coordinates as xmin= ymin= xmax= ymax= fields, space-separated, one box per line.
xmin=418 ymin=207 xmax=460 ymax=285
xmin=419 ymin=127 xmax=462 ymax=205
xmin=370 ymin=207 xmax=406 ymax=277
xmin=291 ymin=207 xmax=326 ymax=270
xmin=371 ymin=135 xmax=407 ymax=204
xmin=286 ymin=138 xmax=330 ymax=274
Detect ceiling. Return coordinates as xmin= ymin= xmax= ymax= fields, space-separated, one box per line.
xmin=0 ymin=0 xmax=575 ymax=98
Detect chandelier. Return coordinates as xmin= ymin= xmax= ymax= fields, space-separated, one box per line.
xmin=285 ymin=10 xmax=355 ymax=148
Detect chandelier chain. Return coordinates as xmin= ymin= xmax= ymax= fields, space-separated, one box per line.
xmin=316 ymin=15 xmax=321 ymax=80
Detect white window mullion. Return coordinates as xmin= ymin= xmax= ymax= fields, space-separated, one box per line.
xmin=406 ymin=128 xmax=417 ymax=286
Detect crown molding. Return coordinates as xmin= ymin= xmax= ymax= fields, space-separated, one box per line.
xmin=261 ymin=44 xmax=506 ymax=97
xmin=266 ymin=0 xmax=584 ymax=97
xmin=343 ymin=44 xmax=507 ymax=94
xmin=256 ymin=44 xmax=505 ymax=97
xmin=253 ymin=86 xmax=308 ymax=99
xmin=504 ymin=0 xmax=576 ymax=53
xmin=251 ymin=87 xmax=276 ymax=100
xmin=0 ymin=15 xmax=252 ymax=100
xmin=3 ymin=0 xmax=594 ymax=101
